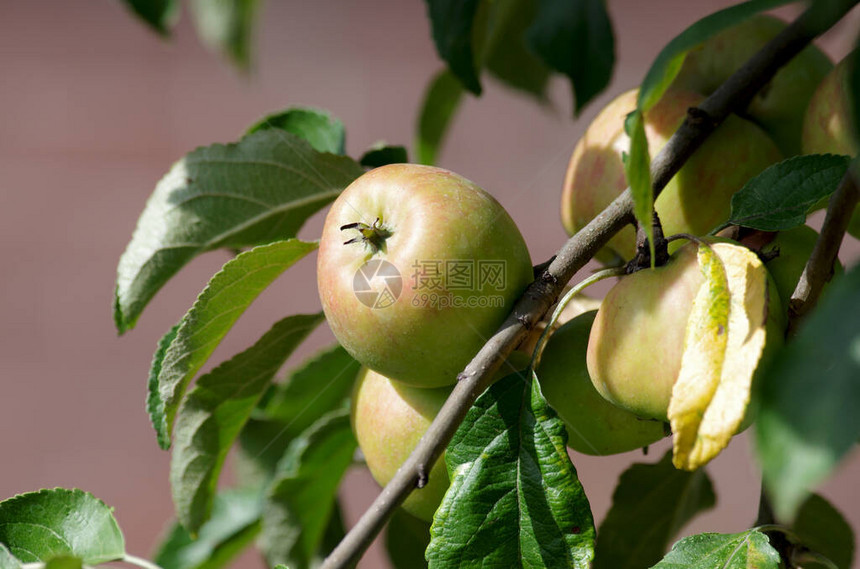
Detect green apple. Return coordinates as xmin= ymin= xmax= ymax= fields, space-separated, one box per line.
xmin=536 ymin=310 xmax=667 ymax=455
xmin=760 ymin=225 xmax=844 ymax=307
xmin=561 ymin=88 xmax=782 ymax=262
xmin=801 ymin=56 xmax=860 ymax=240
xmin=802 ymin=55 xmax=857 ymax=157
xmin=351 ymin=353 xmax=531 ymax=522
xmin=586 ymin=240 xmax=785 ymax=422
xmin=672 ymin=14 xmax=832 ymax=156
xmin=318 ymin=164 xmax=534 ymax=388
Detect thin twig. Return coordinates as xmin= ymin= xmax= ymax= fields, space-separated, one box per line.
xmin=321 ymin=4 xmax=857 ymax=567
xmin=788 ymin=170 xmax=860 ymax=332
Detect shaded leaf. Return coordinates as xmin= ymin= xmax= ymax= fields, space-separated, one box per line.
xmin=638 ymin=0 xmax=792 ymax=112
xmin=121 ymin=0 xmax=180 ymax=35
xmin=247 ymin=107 xmax=346 ymax=155
xmin=425 ymin=0 xmax=483 ymax=94
xmin=359 ymin=144 xmax=409 ymax=169
xmin=670 ymin=243 xmax=768 ymax=470
xmin=416 ymin=70 xmax=464 ymax=165
xmin=259 ymin=410 xmax=357 ymax=569
xmin=386 ymin=510 xmax=431 ymax=569
xmin=791 ymin=494 xmax=855 ymax=569
xmin=0 ymin=489 xmax=124 ymax=564
xmin=150 ymin=239 xmax=318 ymax=449
xmin=484 ymin=0 xmax=551 ymax=99
xmin=190 ymin=0 xmax=259 ymax=69
xmin=237 ymin=344 xmax=360 ymax=485
xmin=526 ymin=0 xmax=614 ymax=114
xmin=724 ymin=154 xmax=851 ymax=232
xmin=624 ymin=109 xmax=653 ymax=263
xmin=170 ymin=313 xmax=323 ymax=534
xmin=756 ymin=264 xmax=860 ymax=520
xmin=147 ymin=323 xmax=182 ymax=450
xmin=651 ymin=530 xmax=779 ymax=568
xmin=153 ymin=489 xmax=262 ymax=569
xmin=114 ymin=129 xmax=362 ymax=333
xmin=427 ymin=371 xmax=595 ymax=568
xmin=593 ymin=452 xmax=716 ymax=569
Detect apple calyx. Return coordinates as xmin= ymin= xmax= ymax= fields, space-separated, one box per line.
xmin=341 ymin=218 xmax=392 ymax=252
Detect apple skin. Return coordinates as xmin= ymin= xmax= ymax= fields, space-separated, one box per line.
xmin=801 ymin=56 xmax=860 ymax=240
xmin=586 ymin=240 xmax=785 ymax=422
xmin=561 ymin=89 xmax=782 ymax=262
xmin=536 ymin=310 xmax=667 ymax=455
xmin=802 ymin=56 xmax=857 ymax=157
xmin=672 ymin=14 xmax=832 ymax=156
xmin=760 ymin=225 xmax=844 ymax=307
xmin=318 ymin=164 xmax=533 ymax=388
xmin=351 ymin=367 xmax=451 ymax=522
xmin=351 ymin=353 xmax=531 ymax=522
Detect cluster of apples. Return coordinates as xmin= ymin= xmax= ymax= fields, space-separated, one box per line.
xmin=315 ymin=15 xmax=855 ymax=522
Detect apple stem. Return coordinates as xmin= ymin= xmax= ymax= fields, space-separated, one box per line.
xmin=340 ymin=218 xmax=392 ymax=252
xmin=628 ymin=210 xmax=669 ymax=273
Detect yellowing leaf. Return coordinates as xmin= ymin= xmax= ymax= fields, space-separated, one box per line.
xmin=670 ymin=242 xmax=769 ymax=470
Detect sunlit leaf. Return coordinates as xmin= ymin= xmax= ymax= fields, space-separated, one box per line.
xmin=190 ymin=0 xmax=259 ymax=69
xmin=670 ymin=242 xmax=768 ymax=470
xmin=651 ymin=530 xmax=779 ymax=568
xmin=246 ymin=107 xmax=346 ymax=155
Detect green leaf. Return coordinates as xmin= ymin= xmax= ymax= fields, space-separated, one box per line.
xmin=0 ymin=545 xmax=21 ymax=569
xmin=114 ymin=129 xmax=363 ymax=333
xmin=724 ymin=154 xmax=851 ymax=232
xmin=624 ymin=110 xmax=653 ymax=263
xmin=756 ymin=264 xmax=860 ymax=521
xmin=190 ymin=0 xmax=259 ymax=69
xmin=259 ymin=410 xmax=357 ymax=569
xmin=416 ymin=70 xmax=465 ymax=165
xmin=791 ymin=494 xmax=855 ymax=569
xmin=386 ymin=510 xmax=431 ymax=569
xmin=0 ymin=489 xmax=124 ymax=564
xmin=44 ymin=556 xmax=82 ymax=569
xmin=483 ymin=0 xmax=551 ymax=99
xmin=427 ymin=371 xmax=595 ymax=568
xmin=359 ymin=144 xmax=409 ymax=169
xmin=652 ymin=531 xmax=779 ymax=568
xmin=849 ymin=26 xmax=860 ymax=152
xmin=121 ymin=0 xmax=180 ymax=36
xmin=638 ymin=0 xmax=792 ymax=112
xmin=425 ymin=0 xmax=483 ymax=95
xmin=147 ymin=323 xmax=182 ymax=449
xmin=153 ymin=489 xmax=262 ymax=569
xmin=149 ymin=239 xmax=318 ymax=449
xmin=526 ymin=0 xmax=614 ymax=114
xmin=237 ymin=345 xmax=360 ymax=485
xmin=170 ymin=313 xmax=324 ymax=534
xmin=247 ymin=108 xmax=346 ymax=155
xmin=593 ymin=452 xmax=716 ymax=569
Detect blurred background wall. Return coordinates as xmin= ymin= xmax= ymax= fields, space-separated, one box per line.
xmin=1 ymin=1 xmax=858 ymax=567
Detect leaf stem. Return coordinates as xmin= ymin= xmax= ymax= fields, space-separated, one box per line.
xmin=528 ymin=267 xmax=624 ymax=370
xmin=320 ymin=4 xmax=856 ymax=567
xmin=122 ymin=554 xmax=165 ymax=569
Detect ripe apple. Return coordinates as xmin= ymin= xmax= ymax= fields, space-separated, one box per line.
xmin=671 ymin=14 xmax=832 ymax=156
xmin=351 ymin=354 xmax=530 ymax=522
xmin=759 ymin=225 xmax=844 ymax=307
xmin=586 ymin=240 xmax=785 ymax=422
xmin=801 ymin=56 xmax=860 ymax=240
xmin=561 ymin=88 xmax=782 ymax=263
xmin=536 ymin=310 xmax=667 ymax=455
xmin=318 ymin=164 xmax=534 ymax=388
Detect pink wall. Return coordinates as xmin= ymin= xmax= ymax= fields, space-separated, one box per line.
xmin=1 ymin=1 xmax=858 ymax=567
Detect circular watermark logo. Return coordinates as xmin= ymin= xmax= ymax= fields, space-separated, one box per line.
xmin=353 ymin=259 xmax=403 ymax=309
